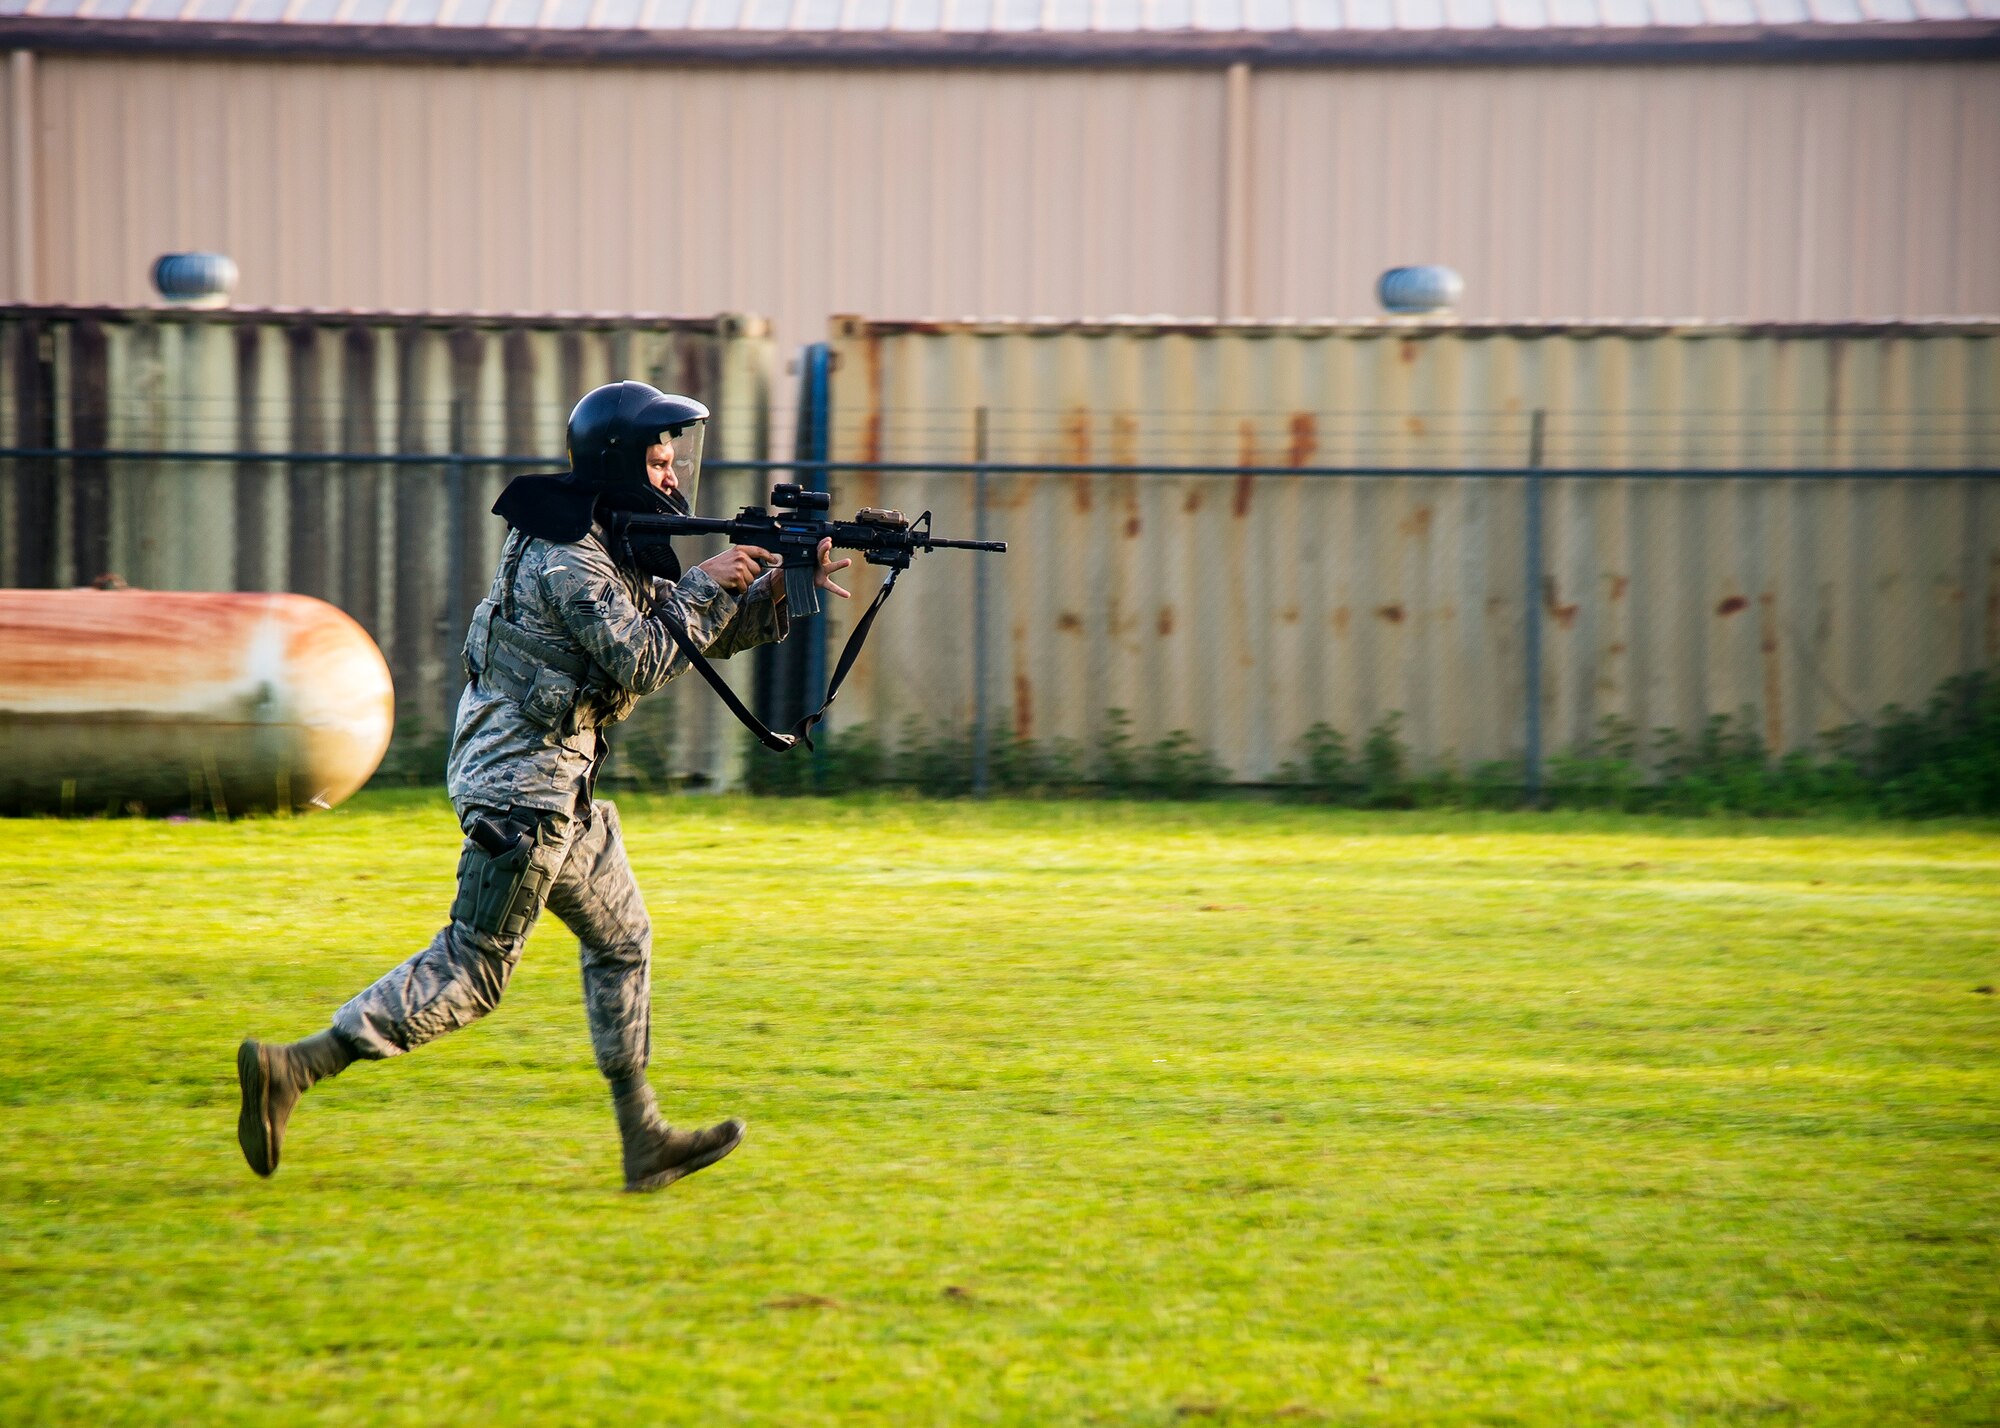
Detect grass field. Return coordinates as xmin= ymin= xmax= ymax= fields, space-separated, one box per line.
xmin=2 ymin=792 xmax=1996 ymax=1425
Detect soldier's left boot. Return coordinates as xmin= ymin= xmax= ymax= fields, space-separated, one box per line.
xmin=612 ymin=1076 xmax=745 ymax=1192
xmin=236 ymin=1029 xmax=355 ymax=1178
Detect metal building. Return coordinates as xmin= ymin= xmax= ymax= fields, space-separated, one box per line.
xmin=1 ymin=4 xmax=1996 ymax=352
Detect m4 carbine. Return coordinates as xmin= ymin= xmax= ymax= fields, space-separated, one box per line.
xmin=608 ymin=482 xmax=1006 ymax=753
xmin=612 ymin=482 xmax=1005 ymax=619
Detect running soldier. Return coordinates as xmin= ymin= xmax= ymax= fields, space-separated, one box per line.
xmin=235 ymin=381 xmax=850 ymax=1191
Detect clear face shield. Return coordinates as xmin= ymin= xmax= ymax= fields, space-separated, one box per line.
xmin=648 ymin=422 xmax=705 ymax=513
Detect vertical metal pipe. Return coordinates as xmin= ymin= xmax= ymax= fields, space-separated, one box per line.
xmin=972 ymin=405 xmax=991 ymax=796
xmin=803 ymin=343 xmax=831 ymax=706
xmin=803 ymin=343 xmax=830 ymax=785
xmin=1523 ymin=408 xmax=1547 ymax=806
xmin=8 ymin=51 xmax=34 ymax=304
xmin=1221 ymin=62 xmax=1253 ymax=321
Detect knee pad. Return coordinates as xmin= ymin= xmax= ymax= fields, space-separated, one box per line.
xmin=450 ymin=812 xmax=565 ymax=940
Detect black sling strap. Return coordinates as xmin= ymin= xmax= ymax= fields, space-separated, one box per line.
xmin=652 ymin=564 xmax=905 ymax=754
xmin=498 ymin=531 xmax=528 ymax=623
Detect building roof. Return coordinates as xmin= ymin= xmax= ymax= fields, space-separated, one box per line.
xmin=7 ymin=0 xmax=1998 ymax=29
xmin=1 ymin=0 xmax=1993 ymax=61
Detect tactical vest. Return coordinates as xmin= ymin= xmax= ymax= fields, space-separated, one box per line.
xmin=461 ymin=533 xmax=628 ymax=736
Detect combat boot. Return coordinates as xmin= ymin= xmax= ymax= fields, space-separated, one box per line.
xmin=236 ymin=1029 xmax=354 ymax=1178
xmin=612 ymin=1077 xmax=745 ymax=1192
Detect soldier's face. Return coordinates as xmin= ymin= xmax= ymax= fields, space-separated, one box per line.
xmin=644 ymin=440 xmax=677 ymax=493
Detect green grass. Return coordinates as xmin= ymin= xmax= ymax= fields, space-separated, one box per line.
xmin=2 ymin=792 xmax=1997 ymax=1425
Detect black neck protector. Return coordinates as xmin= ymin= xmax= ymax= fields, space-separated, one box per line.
xmin=492 ymin=472 xmax=688 ymax=579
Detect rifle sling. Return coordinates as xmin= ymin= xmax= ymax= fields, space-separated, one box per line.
xmin=792 ymin=564 xmax=901 ymax=751
xmin=651 ymin=564 xmax=904 ymax=756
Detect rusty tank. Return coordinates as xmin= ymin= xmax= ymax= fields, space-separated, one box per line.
xmin=0 ymin=589 xmax=396 ymax=816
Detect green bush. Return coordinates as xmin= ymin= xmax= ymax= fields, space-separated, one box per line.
xmin=1545 ymin=716 xmax=1644 ymax=812
xmin=741 ymin=707 xmax=1231 ymax=799
xmin=741 ymin=721 xmax=890 ymax=796
xmin=1278 ymin=722 xmax=1354 ymax=798
xmin=1842 ymin=668 xmax=2000 ymax=817
xmin=729 ymin=666 xmax=2000 ymax=818
xmin=1299 ymin=668 xmax=2000 ymax=818
xmin=1273 ymin=714 xmax=1414 ymax=807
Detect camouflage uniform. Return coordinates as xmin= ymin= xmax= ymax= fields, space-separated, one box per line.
xmin=332 ymin=524 xmax=787 ymax=1082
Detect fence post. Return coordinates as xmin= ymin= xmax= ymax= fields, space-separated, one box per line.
xmin=1523 ymin=408 xmax=1547 ymax=807
xmin=443 ymin=397 xmax=468 ymax=751
xmin=972 ymin=406 xmax=991 ymax=796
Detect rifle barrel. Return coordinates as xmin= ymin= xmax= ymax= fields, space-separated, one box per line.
xmin=923 ymin=537 xmax=1009 ymax=552
xmin=625 ymin=510 xmax=1004 ymax=556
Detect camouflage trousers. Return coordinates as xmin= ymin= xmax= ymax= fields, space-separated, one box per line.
xmin=333 ymin=799 xmax=652 ymax=1081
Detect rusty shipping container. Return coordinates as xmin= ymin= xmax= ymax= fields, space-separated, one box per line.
xmin=823 ymin=317 xmax=2000 ymax=780
xmin=0 ymin=305 xmax=776 ymax=789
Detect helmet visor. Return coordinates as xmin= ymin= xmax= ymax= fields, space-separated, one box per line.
xmin=646 ymin=422 xmax=704 ymax=513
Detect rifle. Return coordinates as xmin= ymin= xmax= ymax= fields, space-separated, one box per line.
xmin=607 ymin=482 xmax=1006 ymax=754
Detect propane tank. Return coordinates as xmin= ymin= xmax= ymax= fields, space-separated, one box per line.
xmin=0 ymin=589 xmax=395 ymax=816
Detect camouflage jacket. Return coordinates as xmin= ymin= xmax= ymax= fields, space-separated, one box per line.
xmin=445 ymin=525 xmax=789 ymax=814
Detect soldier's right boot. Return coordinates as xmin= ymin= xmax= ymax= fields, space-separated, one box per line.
xmin=236 ymin=1028 xmax=355 ymax=1178
xmin=612 ymin=1077 xmax=745 ymax=1192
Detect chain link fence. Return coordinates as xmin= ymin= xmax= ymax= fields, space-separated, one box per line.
xmin=747 ymin=452 xmax=1998 ymax=806
xmin=6 ymin=444 xmax=1995 ymax=809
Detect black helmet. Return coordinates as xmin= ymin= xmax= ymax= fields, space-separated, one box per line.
xmin=566 ymin=381 xmax=709 ymax=505
xmin=492 ymin=380 xmax=710 ymax=550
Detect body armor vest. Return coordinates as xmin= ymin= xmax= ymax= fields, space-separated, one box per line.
xmin=461 ymin=533 xmax=627 ymax=737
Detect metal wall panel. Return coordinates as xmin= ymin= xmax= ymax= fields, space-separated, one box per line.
xmin=0 ymin=55 xmax=19 ymax=305
xmin=6 ymin=55 xmax=1996 ymax=343
xmin=0 ymin=305 xmax=776 ymax=788
xmin=1247 ymin=64 xmax=2000 ymax=324
xmin=823 ymin=318 xmax=2000 ymax=779
xmin=17 ymin=58 xmax=1225 ymax=339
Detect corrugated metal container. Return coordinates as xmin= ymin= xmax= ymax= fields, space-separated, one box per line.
xmin=0 ymin=305 xmax=776 ymax=787
xmin=823 ymin=317 xmax=2000 ymax=779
